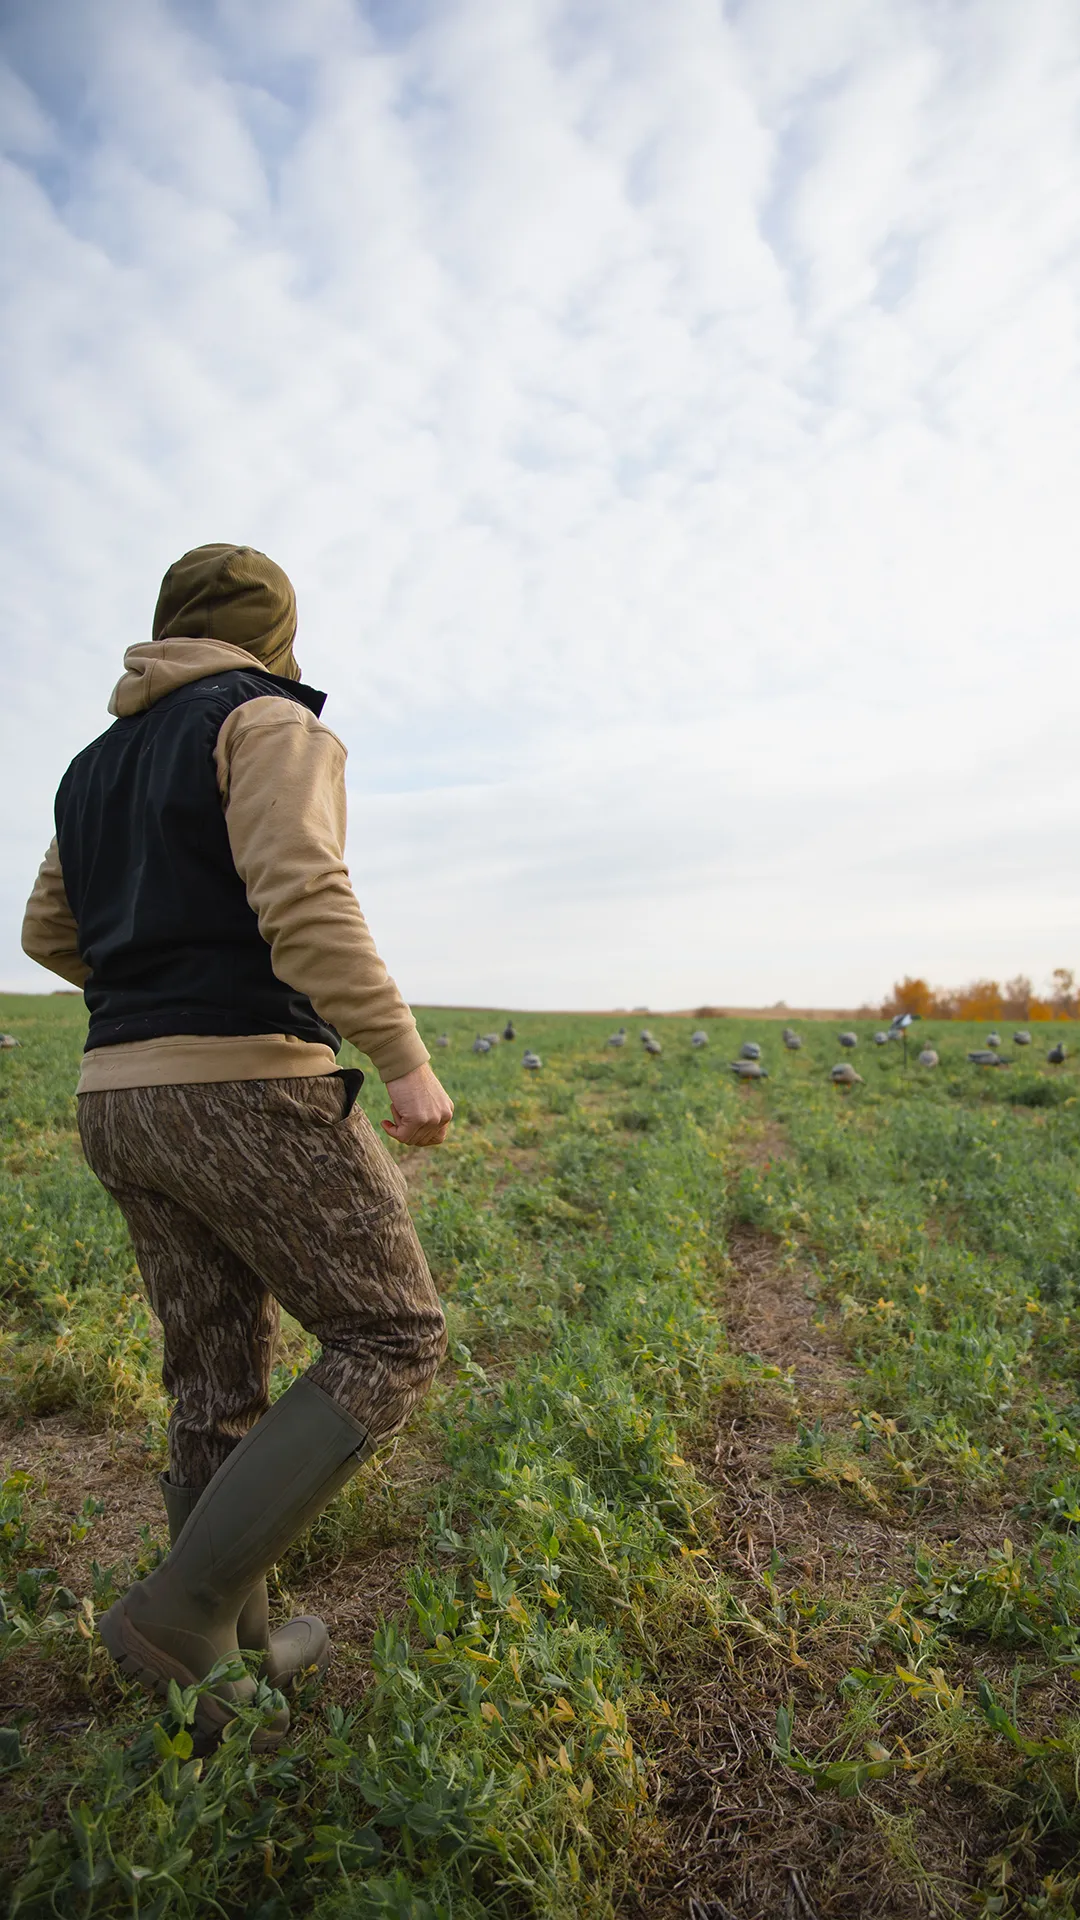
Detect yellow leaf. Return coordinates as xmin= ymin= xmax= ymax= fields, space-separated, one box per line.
xmin=556 ymin=1744 xmax=573 ymax=1773
xmin=480 ymin=1702 xmax=502 ymax=1724
xmin=507 ymin=1593 xmax=530 ymax=1628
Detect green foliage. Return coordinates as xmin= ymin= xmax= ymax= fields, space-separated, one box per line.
xmin=2 ymin=998 xmax=1079 ymax=1914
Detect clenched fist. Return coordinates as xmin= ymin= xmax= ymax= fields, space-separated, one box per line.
xmin=382 ymin=1061 xmax=454 ymax=1146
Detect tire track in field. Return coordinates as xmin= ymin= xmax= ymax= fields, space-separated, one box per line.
xmin=626 ymin=1118 xmax=1004 ymax=1920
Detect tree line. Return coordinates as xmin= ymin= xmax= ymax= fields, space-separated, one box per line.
xmin=882 ymin=969 xmax=1077 ymax=1022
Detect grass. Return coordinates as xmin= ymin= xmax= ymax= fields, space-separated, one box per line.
xmin=0 ymin=995 xmax=1078 ymax=1916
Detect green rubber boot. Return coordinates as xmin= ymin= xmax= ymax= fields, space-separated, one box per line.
xmin=160 ymin=1476 xmax=331 ymax=1692
xmin=99 ymin=1379 xmax=372 ymax=1748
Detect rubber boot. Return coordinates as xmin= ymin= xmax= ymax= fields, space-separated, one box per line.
xmin=160 ymin=1476 xmax=331 ymax=1692
xmin=99 ymin=1379 xmax=373 ymax=1748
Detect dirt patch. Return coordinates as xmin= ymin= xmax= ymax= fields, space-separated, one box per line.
xmin=0 ymin=1413 xmax=165 ymax=1590
xmin=631 ymin=1220 xmax=1029 ymax=1919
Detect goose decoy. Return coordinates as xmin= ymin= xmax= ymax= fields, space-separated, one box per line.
xmin=730 ymin=1059 xmax=768 ymax=1080
xmin=0 ymin=1034 xmax=19 ymax=1049
xmin=831 ymin=1063 xmax=863 ymax=1086
xmin=472 ymin=1036 xmax=492 ymax=1054
xmin=873 ymin=1032 xmax=890 ymax=1045
xmin=482 ymin=1032 xmax=501 ymax=1046
xmin=783 ymin=1031 xmax=803 ymax=1050
xmin=607 ymin=1027 xmax=627 ymax=1047
xmin=1013 ymin=1031 xmax=1032 ymax=1047
xmin=968 ymin=1049 xmax=1005 ymax=1067
xmin=690 ymin=1030 xmax=708 ymax=1048
xmin=917 ymin=1047 xmax=939 ymax=1068
xmin=986 ymin=1033 xmax=1001 ymax=1050
xmin=640 ymin=1028 xmax=655 ymax=1043
xmin=643 ymin=1037 xmax=663 ymax=1056
xmin=522 ymin=1049 xmax=542 ymax=1071
xmin=434 ymin=1033 xmax=450 ymax=1049
xmin=1048 ymin=1041 xmax=1067 ymax=1065
xmin=503 ymin=1020 xmax=516 ymax=1042
xmin=838 ymin=1031 xmax=858 ymax=1050
xmin=739 ymin=1041 xmax=761 ymax=1061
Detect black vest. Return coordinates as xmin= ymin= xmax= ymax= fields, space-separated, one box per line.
xmin=55 ymin=668 xmax=342 ymax=1055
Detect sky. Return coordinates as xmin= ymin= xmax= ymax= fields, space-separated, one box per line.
xmin=2 ymin=0 xmax=1079 ymax=1013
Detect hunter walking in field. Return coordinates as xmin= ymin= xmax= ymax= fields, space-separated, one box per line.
xmin=21 ymin=544 xmax=453 ymax=1747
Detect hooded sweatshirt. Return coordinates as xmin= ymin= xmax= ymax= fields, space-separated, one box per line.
xmin=21 ymin=548 xmax=429 ymax=1094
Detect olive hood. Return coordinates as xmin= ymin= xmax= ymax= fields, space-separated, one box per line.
xmin=152 ymin=544 xmax=300 ymax=679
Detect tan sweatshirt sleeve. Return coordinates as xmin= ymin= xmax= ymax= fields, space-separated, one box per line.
xmin=21 ymin=838 xmax=90 ymax=988
xmin=215 ymin=698 xmax=429 ymax=1084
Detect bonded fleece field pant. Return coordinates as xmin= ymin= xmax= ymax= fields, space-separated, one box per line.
xmin=77 ymin=1074 xmax=447 ymax=1489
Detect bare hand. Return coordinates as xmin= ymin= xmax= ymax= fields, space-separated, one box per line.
xmin=382 ymin=1062 xmax=454 ymax=1146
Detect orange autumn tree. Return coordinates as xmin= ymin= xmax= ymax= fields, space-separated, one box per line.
xmin=882 ymin=970 xmax=1077 ymax=1021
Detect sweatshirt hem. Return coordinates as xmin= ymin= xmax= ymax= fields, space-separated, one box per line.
xmin=77 ymin=1033 xmax=340 ymax=1093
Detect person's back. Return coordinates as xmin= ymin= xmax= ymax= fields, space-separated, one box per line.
xmin=22 ymin=543 xmax=454 ymax=1749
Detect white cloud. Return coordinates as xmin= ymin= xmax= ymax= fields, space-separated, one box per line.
xmin=2 ymin=0 xmax=1079 ymax=1012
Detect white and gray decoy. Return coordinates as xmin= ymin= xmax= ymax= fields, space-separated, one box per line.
xmin=968 ymin=1049 xmax=1006 ymax=1067
xmin=783 ymin=1031 xmax=803 ymax=1050
xmin=739 ymin=1041 xmax=761 ymax=1060
xmin=730 ymin=1059 xmax=768 ymax=1080
xmin=435 ymin=1033 xmax=450 ymax=1048
xmin=1013 ymin=1031 xmax=1032 ymax=1047
xmin=873 ymin=1032 xmax=890 ymax=1046
xmin=643 ymin=1037 xmax=663 ymax=1056
xmin=522 ymin=1049 xmax=542 ymax=1071
xmin=472 ymin=1036 xmax=492 ymax=1054
xmin=986 ymin=1033 xmax=1001 ymax=1050
xmin=831 ymin=1062 xmax=863 ymax=1086
xmin=0 ymin=1034 xmax=19 ymax=1049
xmin=838 ymin=1031 xmax=858 ymax=1050
xmin=918 ymin=1048 xmax=939 ymax=1068
xmin=607 ymin=1028 xmax=627 ymax=1047
xmin=690 ymin=1030 xmax=708 ymax=1048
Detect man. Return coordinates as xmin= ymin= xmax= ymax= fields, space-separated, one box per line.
xmin=21 ymin=543 xmax=453 ymax=1748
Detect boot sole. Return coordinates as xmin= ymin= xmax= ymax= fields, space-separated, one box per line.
xmin=99 ymin=1599 xmax=289 ymax=1752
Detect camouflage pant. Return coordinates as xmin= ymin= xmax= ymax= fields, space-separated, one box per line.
xmin=77 ymin=1074 xmax=447 ymax=1488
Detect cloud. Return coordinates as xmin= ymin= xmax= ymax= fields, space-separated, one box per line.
xmin=2 ymin=0 xmax=1079 ymax=1012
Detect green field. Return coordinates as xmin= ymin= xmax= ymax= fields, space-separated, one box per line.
xmin=1 ymin=995 xmax=1079 ymax=1919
